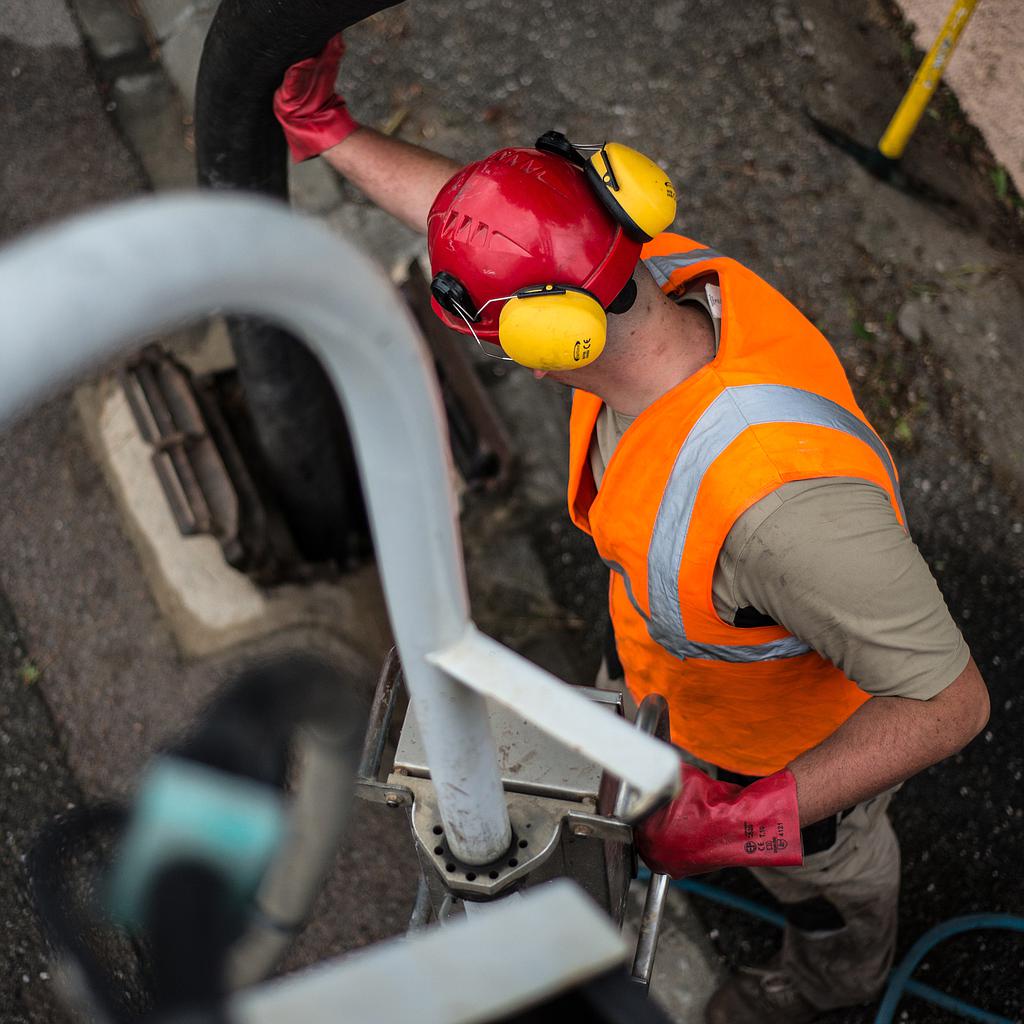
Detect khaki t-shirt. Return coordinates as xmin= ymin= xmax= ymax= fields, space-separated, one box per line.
xmin=589 ymin=285 xmax=968 ymax=701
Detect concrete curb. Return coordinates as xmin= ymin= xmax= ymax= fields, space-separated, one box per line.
xmin=73 ymin=375 xmax=393 ymax=665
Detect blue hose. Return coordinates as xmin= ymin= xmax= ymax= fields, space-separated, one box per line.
xmin=641 ymin=872 xmax=1024 ymax=1024
xmin=872 ymin=914 xmax=1024 ymax=1024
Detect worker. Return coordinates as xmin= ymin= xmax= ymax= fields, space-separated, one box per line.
xmin=273 ymin=35 xmax=990 ymax=1024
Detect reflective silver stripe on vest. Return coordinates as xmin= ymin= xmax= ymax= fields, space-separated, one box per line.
xmin=605 ymin=552 xmax=813 ymax=662
xmin=644 ymin=249 xmax=726 ymax=289
xmin=639 ymin=383 xmax=904 ymax=662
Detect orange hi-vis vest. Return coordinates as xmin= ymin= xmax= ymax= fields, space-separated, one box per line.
xmin=568 ymin=233 xmax=906 ymax=776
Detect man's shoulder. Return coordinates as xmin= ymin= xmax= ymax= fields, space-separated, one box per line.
xmin=725 ymin=477 xmax=893 ymax=561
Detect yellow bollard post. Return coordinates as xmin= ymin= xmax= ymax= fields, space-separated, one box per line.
xmin=878 ymin=0 xmax=980 ymax=161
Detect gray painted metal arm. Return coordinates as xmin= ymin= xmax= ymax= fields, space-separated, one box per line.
xmin=0 ymin=195 xmax=679 ymax=862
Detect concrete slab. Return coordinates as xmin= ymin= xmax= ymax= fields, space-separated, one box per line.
xmin=110 ymin=70 xmax=196 ymax=189
xmin=138 ymin=0 xmax=214 ymax=42
xmin=75 ymin=377 xmax=393 ymax=667
xmin=174 ymin=317 xmax=238 ymax=377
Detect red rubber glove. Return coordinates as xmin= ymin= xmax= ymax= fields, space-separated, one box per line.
xmin=273 ymin=33 xmax=360 ymax=162
xmin=636 ymin=765 xmax=803 ymax=878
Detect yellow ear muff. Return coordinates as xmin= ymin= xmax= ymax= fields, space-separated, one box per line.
xmin=587 ymin=142 xmax=677 ymax=242
xmin=498 ymin=285 xmax=607 ymax=372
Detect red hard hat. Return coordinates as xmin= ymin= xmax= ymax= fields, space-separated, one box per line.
xmin=427 ymin=147 xmax=642 ymax=340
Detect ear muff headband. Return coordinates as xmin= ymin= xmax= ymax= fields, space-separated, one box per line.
xmin=498 ymin=285 xmax=606 ymax=372
xmin=535 ymin=132 xmax=677 ymax=243
xmin=586 ymin=143 xmax=677 ymax=243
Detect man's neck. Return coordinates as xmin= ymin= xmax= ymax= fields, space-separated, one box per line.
xmin=596 ymin=295 xmax=716 ymax=417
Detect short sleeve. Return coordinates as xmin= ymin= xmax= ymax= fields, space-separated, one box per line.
xmin=726 ymin=478 xmax=970 ymax=699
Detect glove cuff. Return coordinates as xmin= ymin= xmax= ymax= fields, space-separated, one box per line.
xmin=737 ymin=768 xmax=803 ymax=865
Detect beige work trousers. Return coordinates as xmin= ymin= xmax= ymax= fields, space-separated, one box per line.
xmin=751 ymin=787 xmax=901 ymax=1010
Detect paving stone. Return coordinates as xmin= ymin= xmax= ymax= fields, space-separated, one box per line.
xmin=69 ymin=0 xmax=147 ymax=63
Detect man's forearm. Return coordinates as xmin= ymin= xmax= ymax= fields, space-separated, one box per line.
xmin=322 ymin=127 xmax=461 ymax=234
xmin=789 ymin=656 xmax=990 ymax=826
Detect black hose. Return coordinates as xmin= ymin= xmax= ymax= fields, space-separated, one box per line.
xmin=176 ymin=652 xmax=367 ymax=786
xmin=194 ymin=0 xmax=403 ymax=563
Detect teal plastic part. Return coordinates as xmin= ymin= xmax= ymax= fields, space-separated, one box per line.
xmin=107 ymin=756 xmax=287 ymax=927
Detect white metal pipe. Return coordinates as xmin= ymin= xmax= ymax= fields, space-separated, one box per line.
xmin=428 ymin=625 xmax=679 ymax=821
xmin=0 ymin=194 xmax=510 ymax=865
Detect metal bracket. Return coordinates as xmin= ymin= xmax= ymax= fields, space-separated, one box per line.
xmin=119 ymin=345 xmax=280 ymax=573
xmin=398 ymin=774 xmax=570 ymax=899
xmin=354 ymin=779 xmax=413 ymax=808
xmin=563 ymin=809 xmax=633 ymax=845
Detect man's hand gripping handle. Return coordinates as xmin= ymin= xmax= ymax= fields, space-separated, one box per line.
xmin=635 ymin=763 xmax=803 ymax=878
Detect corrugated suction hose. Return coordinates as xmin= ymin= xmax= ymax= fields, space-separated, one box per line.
xmin=194 ymin=0 xmax=404 ymax=563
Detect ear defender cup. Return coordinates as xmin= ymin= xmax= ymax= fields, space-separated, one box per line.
xmin=498 ymin=285 xmax=607 ymax=371
xmin=586 ymin=143 xmax=677 ymax=243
